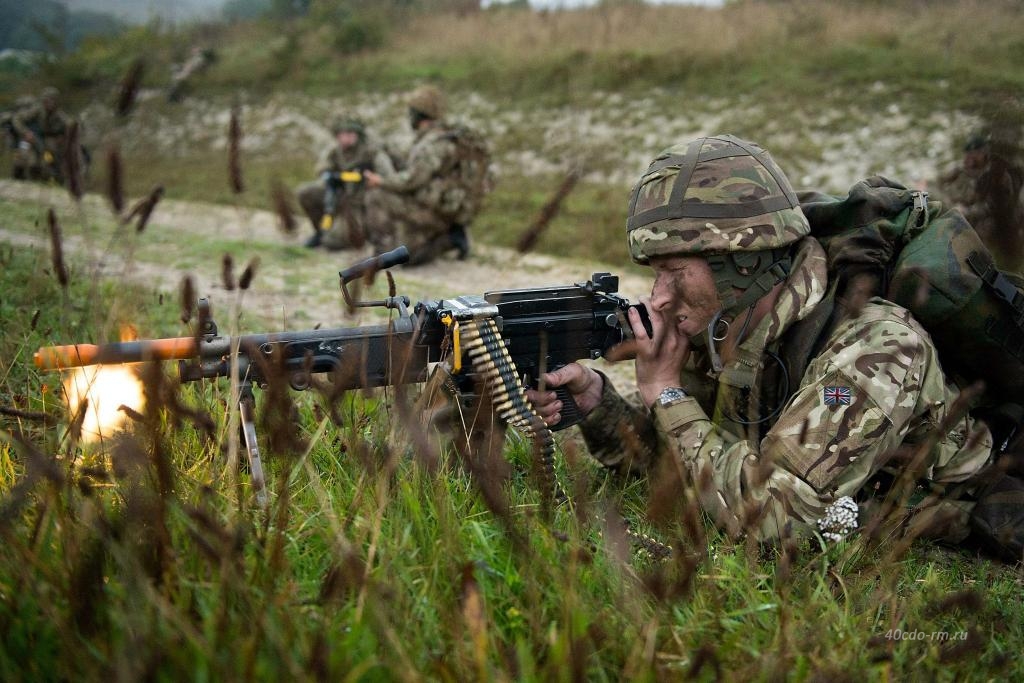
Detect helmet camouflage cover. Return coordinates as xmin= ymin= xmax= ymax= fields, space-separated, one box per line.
xmin=331 ymin=117 xmax=365 ymax=136
xmin=406 ymin=85 xmax=446 ymax=121
xmin=626 ymin=135 xmax=810 ymax=264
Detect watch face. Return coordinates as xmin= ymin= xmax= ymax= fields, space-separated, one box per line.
xmin=658 ymin=387 xmax=686 ymax=406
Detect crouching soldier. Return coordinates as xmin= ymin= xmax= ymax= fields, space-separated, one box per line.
xmin=12 ymin=87 xmax=80 ymax=184
xmin=363 ymin=85 xmax=492 ymax=265
xmin=296 ymin=118 xmax=395 ymax=251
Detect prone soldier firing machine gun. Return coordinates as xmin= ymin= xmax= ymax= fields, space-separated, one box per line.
xmin=35 ymin=247 xmax=656 ymax=523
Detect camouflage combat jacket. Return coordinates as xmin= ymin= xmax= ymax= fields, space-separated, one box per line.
xmin=579 ymin=237 xmax=994 ymax=541
xmin=13 ymin=105 xmax=72 ymax=150
xmin=316 ymin=138 xmax=394 ymax=183
xmin=377 ymin=124 xmax=459 ymax=215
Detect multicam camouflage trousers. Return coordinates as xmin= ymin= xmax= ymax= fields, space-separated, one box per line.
xmin=363 ymin=188 xmax=454 ymax=265
xmin=295 ymin=181 xmax=367 ymax=250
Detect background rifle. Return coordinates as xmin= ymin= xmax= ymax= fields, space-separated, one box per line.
xmin=320 ymin=170 xmax=365 ymax=230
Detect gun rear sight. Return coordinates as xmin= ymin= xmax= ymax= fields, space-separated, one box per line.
xmin=588 ymin=272 xmax=618 ymax=293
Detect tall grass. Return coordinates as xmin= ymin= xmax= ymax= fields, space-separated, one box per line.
xmin=2 ymin=2 xmax=1024 ymax=677
xmin=2 ymin=203 xmax=1024 ymax=680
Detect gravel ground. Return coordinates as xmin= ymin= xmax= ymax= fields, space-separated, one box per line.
xmin=79 ymin=85 xmax=979 ymax=192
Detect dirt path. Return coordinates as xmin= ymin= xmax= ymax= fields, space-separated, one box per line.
xmin=0 ymin=179 xmax=646 ymax=389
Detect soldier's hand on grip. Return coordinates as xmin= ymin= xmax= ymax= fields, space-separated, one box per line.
xmin=526 ymin=364 xmax=604 ymax=428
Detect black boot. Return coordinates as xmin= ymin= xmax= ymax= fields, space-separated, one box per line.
xmin=449 ymin=223 xmax=470 ymax=260
xmin=304 ymin=228 xmax=322 ymax=248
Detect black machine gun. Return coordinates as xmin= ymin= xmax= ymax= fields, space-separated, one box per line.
xmin=35 ymin=246 xmax=652 ymax=508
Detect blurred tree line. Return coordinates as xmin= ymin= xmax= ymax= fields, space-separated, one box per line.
xmin=221 ymin=0 xmax=483 ymax=54
xmin=222 ymin=0 xmax=481 ymax=20
xmin=0 ymin=0 xmax=125 ymax=53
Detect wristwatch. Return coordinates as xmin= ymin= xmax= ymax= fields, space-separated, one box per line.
xmin=657 ymin=386 xmax=688 ymax=407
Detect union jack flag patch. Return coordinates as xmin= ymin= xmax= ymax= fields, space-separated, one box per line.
xmin=823 ymin=386 xmax=852 ymax=406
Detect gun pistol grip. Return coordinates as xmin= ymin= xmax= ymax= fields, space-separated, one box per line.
xmin=551 ymin=385 xmax=583 ymax=431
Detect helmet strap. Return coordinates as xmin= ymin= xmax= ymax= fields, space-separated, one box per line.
xmin=409 ymin=108 xmax=432 ymax=130
xmin=700 ymin=246 xmax=793 ymax=372
xmin=701 ymin=310 xmax=729 ymax=372
xmin=707 ymin=246 xmax=792 ymax=316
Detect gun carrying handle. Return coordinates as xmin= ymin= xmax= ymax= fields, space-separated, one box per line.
xmin=339 ymin=245 xmax=410 ymax=285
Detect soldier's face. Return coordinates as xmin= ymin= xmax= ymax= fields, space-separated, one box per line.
xmin=648 ymin=255 xmax=722 ymax=338
xmin=337 ymin=131 xmax=358 ymax=149
xmin=963 ymin=149 xmax=988 ymax=173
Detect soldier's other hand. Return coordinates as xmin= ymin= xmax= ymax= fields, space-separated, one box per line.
xmin=22 ymin=131 xmax=35 ymax=143
xmin=526 ymin=363 xmax=604 ymax=427
xmin=364 ymin=171 xmax=382 ymax=188
xmin=633 ymin=296 xmax=691 ymax=408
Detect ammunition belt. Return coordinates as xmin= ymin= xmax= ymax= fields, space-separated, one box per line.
xmin=458 ymin=318 xmax=672 ymax=561
xmin=460 ymin=318 xmax=561 ymax=503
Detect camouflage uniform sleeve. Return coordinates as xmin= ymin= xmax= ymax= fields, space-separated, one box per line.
xmin=372 ymin=147 xmax=395 ymax=176
xmin=378 ymin=134 xmax=453 ymax=194
xmin=578 ymin=371 xmax=661 ymax=475
xmin=652 ymin=300 xmax=992 ymax=541
xmin=11 ymin=106 xmax=40 ymax=138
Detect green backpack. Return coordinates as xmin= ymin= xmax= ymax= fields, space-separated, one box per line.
xmin=797 ymin=175 xmax=1024 ymax=453
xmin=440 ymin=123 xmax=494 ymax=226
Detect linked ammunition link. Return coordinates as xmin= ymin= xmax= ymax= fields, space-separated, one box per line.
xmin=459 ymin=318 xmax=563 ymax=505
xmin=458 ymin=318 xmax=672 ymax=561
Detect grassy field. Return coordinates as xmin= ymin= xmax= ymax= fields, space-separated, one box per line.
xmin=2 ymin=0 xmax=1024 ymax=679
xmin=2 ymin=235 xmax=1023 ymax=679
xmin=15 ymin=0 xmax=1023 ymax=108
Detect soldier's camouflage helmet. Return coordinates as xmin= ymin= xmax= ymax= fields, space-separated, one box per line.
xmin=41 ymin=86 xmax=60 ymax=101
xmin=406 ymin=85 xmax=445 ymax=121
xmin=626 ymin=135 xmax=810 ymax=264
xmin=964 ymin=131 xmax=990 ymax=152
xmin=331 ymin=118 xmax=365 ymax=136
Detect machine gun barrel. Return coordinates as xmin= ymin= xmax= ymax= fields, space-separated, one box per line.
xmin=35 ymin=337 xmax=198 ymax=370
xmin=35 ymin=319 xmax=432 ymax=393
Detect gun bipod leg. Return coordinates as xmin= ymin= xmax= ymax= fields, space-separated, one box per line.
xmin=239 ymin=382 xmax=269 ymax=508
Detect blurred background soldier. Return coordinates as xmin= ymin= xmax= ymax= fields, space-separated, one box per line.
xmin=363 ymin=85 xmax=492 ymax=265
xmin=935 ymin=131 xmax=1024 ymax=270
xmin=167 ymin=47 xmax=216 ymax=103
xmin=2 ymin=95 xmax=37 ymax=174
xmin=296 ymin=118 xmax=395 ymax=250
xmin=11 ymin=87 xmax=81 ymax=184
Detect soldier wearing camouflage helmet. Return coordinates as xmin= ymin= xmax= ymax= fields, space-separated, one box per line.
xmin=11 ymin=87 xmax=78 ymax=184
xmin=363 ymin=85 xmax=480 ymax=264
xmin=295 ymin=117 xmax=395 ymax=250
xmin=528 ymin=135 xmax=1000 ymax=551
